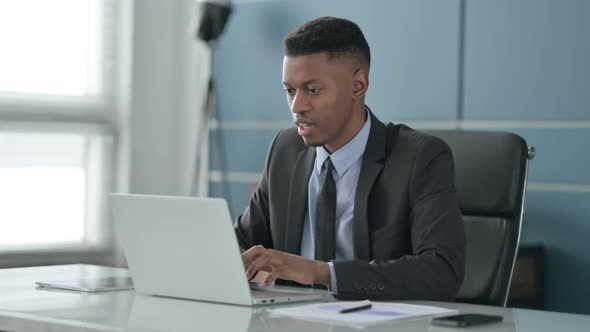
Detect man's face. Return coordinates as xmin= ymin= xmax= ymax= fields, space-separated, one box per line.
xmin=282 ymin=52 xmax=362 ymax=152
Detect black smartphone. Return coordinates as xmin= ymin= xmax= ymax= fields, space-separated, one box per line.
xmin=431 ymin=313 xmax=503 ymax=327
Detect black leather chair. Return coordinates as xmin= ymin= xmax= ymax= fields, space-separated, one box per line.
xmin=425 ymin=130 xmax=535 ymax=306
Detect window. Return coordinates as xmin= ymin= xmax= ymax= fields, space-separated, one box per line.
xmin=0 ymin=129 xmax=112 ymax=250
xmin=0 ymin=0 xmax=105 ymax=97
xmin=0 ymin=0 xmax=119 ymax=252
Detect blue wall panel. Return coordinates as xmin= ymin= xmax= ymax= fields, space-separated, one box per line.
xmin=209 ymin=181 xmax=258 ymax=221
xmin=461 ymin=1 xmax=590 ymax=313
xmin=463 ymin=0 xmax=590 ymax=120
xmin=491 ymin=128 xmax=590 ymax=185
xmin=209 ymin=129 xmax=278 ymax=173
xmin=522 ymin=191 xmax=590 ymax=314
xmin=215 ymin=0 xmax=461 ymax=121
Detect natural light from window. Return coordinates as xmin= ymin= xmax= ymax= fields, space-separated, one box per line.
xmin=0 ymin=132 xmax=88 ymax=248
xmin=0 ymin=0 xmax=99 ymax=96
xmin=0 ymin=168 xmax=85 ymax=247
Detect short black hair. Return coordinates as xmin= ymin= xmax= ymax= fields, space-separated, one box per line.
xmin=283 ymin=17 xmax=370 ymax=68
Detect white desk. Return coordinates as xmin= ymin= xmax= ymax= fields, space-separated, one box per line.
xmin=0 ymin=264 xmax=588 ymax=332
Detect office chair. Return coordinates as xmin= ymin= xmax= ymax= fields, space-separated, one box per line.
xmin=425 ymin=130 xmax=535 ymax=306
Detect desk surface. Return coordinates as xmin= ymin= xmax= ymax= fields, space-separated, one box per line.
xmin=0 ymin=264 xmax=587 ymax=332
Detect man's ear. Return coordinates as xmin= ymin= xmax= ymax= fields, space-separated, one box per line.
xmin=352 ymin=69 xmax=369 ymax=99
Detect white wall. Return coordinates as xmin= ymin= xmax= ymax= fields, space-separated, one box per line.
xmin=124 ymin=0 xmax=209 ymax=196
xmin=109 ymin=0 xmax=210 ymax=266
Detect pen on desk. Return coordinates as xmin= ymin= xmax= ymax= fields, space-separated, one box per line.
xmin=339 ymin=303 xmax=372 ymax=314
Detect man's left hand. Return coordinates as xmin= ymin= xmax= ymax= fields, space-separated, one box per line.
xmin=242 ymin=245 xmax=331 ymax=288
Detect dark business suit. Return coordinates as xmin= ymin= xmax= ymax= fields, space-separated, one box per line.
xmin=235 ymin=111 xmax=466 ymax=301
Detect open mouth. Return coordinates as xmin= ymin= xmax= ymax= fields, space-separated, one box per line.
xmin=297 ymin=123 xmax=313 ymax=137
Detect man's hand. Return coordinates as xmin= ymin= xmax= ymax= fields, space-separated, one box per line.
xmin=242 ymin=245 xmax=331 ymax=288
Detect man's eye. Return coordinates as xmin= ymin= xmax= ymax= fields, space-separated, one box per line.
xmin=307 ymin=88 xmax=319 ymax=95
xmin=284 ymin=88 xmax=295 ymax=96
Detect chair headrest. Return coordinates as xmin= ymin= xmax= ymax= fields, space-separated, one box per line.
xmin=425 ymin=130 xmax=529 ymax=217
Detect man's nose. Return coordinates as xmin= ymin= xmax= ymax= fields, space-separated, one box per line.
xmin=290 ymin=91 xmax=308 ymax=114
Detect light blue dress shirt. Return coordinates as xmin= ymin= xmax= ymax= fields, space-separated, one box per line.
xmin=300 ymin=111 xmax=371 ymax=294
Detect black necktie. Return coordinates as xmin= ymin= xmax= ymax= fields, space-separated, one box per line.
xmin=315 ymin=157 xmax=336 ymax=262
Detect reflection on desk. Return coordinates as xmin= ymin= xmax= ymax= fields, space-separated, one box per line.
xmin=127 ymin=295 xmax=253 ymax=332
xmin=0 ymin=264 xmax=589 ymax=332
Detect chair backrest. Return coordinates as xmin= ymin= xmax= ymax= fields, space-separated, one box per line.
xmin=424 ymin=130 xmax=532 ymax=306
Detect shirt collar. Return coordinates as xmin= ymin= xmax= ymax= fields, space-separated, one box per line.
xmin=315 ymin=109 xmax=371 ymax=177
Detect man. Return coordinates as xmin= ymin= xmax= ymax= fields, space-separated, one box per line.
xmin=236 ymin=16 xmax=466 ymax=301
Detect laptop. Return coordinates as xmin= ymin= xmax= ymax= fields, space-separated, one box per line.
xmin=110 ymin=194 xmax=325 ymax=306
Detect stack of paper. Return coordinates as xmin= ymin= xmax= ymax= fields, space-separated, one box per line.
xmin=270 ymin=300 xmax=457 ymax=328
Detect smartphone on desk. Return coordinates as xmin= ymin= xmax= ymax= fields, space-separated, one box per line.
xmin=431 ymin=313 xmax=503 ymax=327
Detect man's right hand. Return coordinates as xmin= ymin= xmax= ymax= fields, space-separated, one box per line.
xmin=240 ymin=247 xmax=270 ymax=282
xmin=241 ymin=245 xmax=331 ymax=288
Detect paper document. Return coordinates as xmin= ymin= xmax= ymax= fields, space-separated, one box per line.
xmin=271 ymin=300 xmax=456 ymax=328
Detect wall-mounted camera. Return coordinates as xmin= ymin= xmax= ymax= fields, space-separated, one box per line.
xmin=196 ymin=1 xmax=232 ymax=44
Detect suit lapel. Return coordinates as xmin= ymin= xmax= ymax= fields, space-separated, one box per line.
xmin=353 ymin=112 xmax=387 ymax=261
xmin=285 ymin=147 xmax=316 ymax=255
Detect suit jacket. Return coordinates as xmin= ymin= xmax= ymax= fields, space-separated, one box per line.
xmin=234 ymin=111 xmax=466 ymax=301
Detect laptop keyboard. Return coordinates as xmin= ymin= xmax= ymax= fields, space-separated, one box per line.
xmin=250 ymin=283 xmax=315 ymax=299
